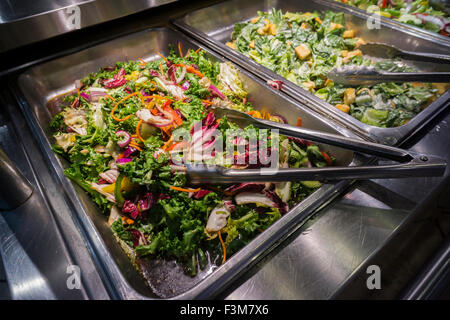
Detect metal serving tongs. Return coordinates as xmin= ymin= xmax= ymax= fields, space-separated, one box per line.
xmin=328 ymin=42 xmax=450 ymax=86
xmin=185 ymin=108 xmax=446 ymax=184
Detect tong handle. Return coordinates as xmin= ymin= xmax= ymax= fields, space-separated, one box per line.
xmin=399 ymin=50 xmax=450 ymax=64
xmin=255 ymin=119 xmax=413 ymax=162
xmin=339 ymin=72 xmax=450 ymax=85
xmin=187 ymin=156 xmax=446 ymax=184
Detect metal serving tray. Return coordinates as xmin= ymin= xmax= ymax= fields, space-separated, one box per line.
xmin=173 ymin=0 xmax=450 ymax=145
xmin=324 ymin=0 xmax=450 ymax=47
xmin=12 ymin=27 xmax=362 ymax=299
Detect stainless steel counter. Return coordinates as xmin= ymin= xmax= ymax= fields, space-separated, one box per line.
xmin=0 ymin=0 xmax=449 ymax=300
xmin=0 ymin=0 xmax=178 ymax=53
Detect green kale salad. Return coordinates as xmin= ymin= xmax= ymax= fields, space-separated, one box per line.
xmin=49 ymin=47 xmax=335 ymax=278
xmin=228 ymin=9 xmax=447 ymax=127
xmin=336 ymin=0 xmax=450 ymax=36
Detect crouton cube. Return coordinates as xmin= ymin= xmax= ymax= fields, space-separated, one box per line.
xmin=343 ymin=30 xmax=354 ymax=38
xmin=262 ymin=19 xmax=270 ymax=32
xmin=344 ymin=88 xmax=356 ymax=105
xmin=343 ymin=49 xmax=362 ymax=63
xmin=341 ymin=50 xmax=348 ymax=57
xmin=250 ymin=17 xmax=260 ymax=24
xmin=300 ymin=22 xmax=309 ymax=29
xmin=269 ymin=23 xmax=277 ymax=36
xmin=330 ymin=22 xmax=344 ymax=30
xmin=295 ymin=44 xmax=311 ymax=60
xmin=226 ymin=41 xmax=236 ymax=50
xmin=336 ymin=104 xmax=350 ymax=113
xmin=355 ymin=37 xmax=366 ymax=47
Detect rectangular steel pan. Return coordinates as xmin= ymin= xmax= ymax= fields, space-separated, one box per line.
xmin=13 ymin=26 xmax=363 ymax=299
xmin=323 ymin=0 xmax=450 ymax=47
xmin=173 ymin=0 xmax=450 ymax=146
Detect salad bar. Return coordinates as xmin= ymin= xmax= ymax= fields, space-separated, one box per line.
xmin=0 ymin=0 xmax=449 ymax=300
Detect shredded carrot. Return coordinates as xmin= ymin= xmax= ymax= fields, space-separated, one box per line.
xmin=105 ymin=94 xmax=116 ymax=102
xmin=136 ymin=120 xmax=145 ymax=144
xmin=157 ymin=52 xmax=169 ymax=64
xmin=169 ymin=186 xmax=201 ymax=193
xmin=202 ymin=99 xmax=213 ymax=106
xmin=111 ymin=92 xmax=141 ymax=122
xmin=297 ymin=117 xmax=302 ymax=127
xmin=161 ymin=126 xmax=172 ymax=138
xmin=173 ymin=63 xmax=204 ymax=78
xmin=150 ymin=108 xmax=159 ymax=115
xmin=152 ymin=94 xmax=174 ymax=102
xmin=111 ymin=105 xmax=132 ymax=122
xmin=122 ymin=216 xmax=134 ymax=225
xmin=218 ymin=230 xmax=226 ymax=264
xmin=138 ymin=57 xmax=146 ymax=66
xmin=163 ymin=102 xmax=183 ymax=127
xmin=194 ymin=48 xmax=201 ymax=54
xmin=70 ymin=88 xmax=81 ymax=108
xmin=161 ymin=135 xmax=174 ymax=151
xmin=166 ymin=141 xmax=188 ymax=152
xmin=159 ymin=61 xmax=164 ymax=75
xmin=178 ymin=42 xmax=184 ymax=58
xmin=129 ymin=143 xmax=142 ymax=152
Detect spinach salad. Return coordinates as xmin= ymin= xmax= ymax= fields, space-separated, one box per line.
xmin=228 ymin=9 xmax=446 ymax=127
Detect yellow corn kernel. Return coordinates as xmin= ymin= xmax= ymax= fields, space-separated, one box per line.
xmin=250 ymin=16 xmax=260 ymax=24
xmin=341 ymin=50 xmax=348 ymax=57
xmin=249 ymin=40 xmax=255 ymax=49
xmin=336 ymin=104 xmax=350 ymax=113
xmin=295 ymin=44 xmax=311 ymax=60
xmin=315 ymin=17 xmax=322 ymax=24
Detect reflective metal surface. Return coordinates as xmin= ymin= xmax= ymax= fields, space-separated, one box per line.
xmin=225 ymin=109 xmax=450 ymax=299
xmin=0 ymin=146 xmax=33 ymax=210
xmin=12 ymin=26 xmax=365 ymax=299
xmin=0 ymin=0 xmax=177 ymax=53
xmin=327 ymin=0 xmax=450 ymax=45
xmin=173 ymin=0 xmax=450 ymax=146
xmin=0 ymin=95 xmax=110 ymax=299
